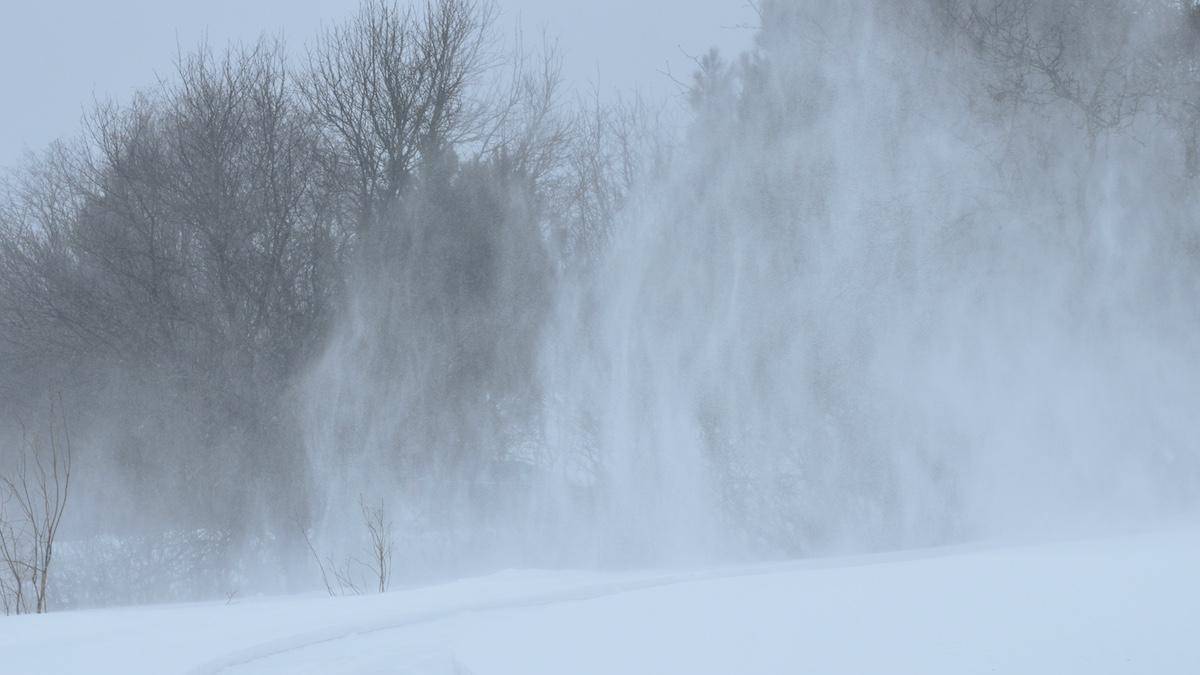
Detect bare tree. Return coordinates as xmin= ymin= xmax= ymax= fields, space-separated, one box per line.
xmin=301 ymin=495 xmax=394 ymax=596
xmin=302 ymin=0 xmax=496 ymax=233
xmin=956 ymin=0 xmax=1160 ymax=154
xmin=0 ymin=396 xmax=73 ymax=615
xmin=0 ymin=494 xmax=28 ymax=615
xmin=474 ymin=28 xmax=572 ymax=186
xmin=359 ymin=496 xmax=393 ymax=593
xmin=548 ymin=89 xmax=671 ymax=264
xmin=301 ymin=525 xmax=362 ymax=597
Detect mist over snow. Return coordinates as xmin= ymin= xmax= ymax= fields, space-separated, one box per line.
xmin=2 ymin=0 xmax=1200 ymax=617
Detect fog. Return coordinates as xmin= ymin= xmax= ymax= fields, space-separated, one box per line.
xmin=3 ymin=0 xmax=1200 ymax=611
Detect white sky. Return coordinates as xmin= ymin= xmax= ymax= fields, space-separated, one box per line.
xmin=0 ymin=0 xmax=757 ymax=168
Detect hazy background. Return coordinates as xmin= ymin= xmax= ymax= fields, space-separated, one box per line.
xmin=3 ymin=0 xmax=1200 ymax=613
xmin=0 ymin=0 xmax=755 ymax=166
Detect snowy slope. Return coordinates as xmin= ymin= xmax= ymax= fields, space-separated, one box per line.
xmin=3 ymin=529 xmax=1197 ymax=674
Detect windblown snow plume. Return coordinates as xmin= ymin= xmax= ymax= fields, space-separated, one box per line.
xmin=4 ymin=1 xmax=1200 ymax=608
xmin=304 ymin=0 xmax=1200 ymax=568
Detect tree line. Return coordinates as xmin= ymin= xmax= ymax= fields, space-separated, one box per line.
xmin=0 ymin=0 xmax=655 ymax=609
xmin=4 ymin=0 xmax=1200 ymax=610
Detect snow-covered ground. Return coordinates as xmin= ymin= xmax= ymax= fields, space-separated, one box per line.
xmin=3 ymin=529 xmax=1197 ymax=674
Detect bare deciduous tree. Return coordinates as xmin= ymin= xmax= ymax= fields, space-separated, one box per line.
xmin=956 ymin=0 xmax=1161 ymax=152
xmin=303 ymin=0 xmax=496 ymax=232
xmin=474 ymin=29 xmax=572 ymax=185
xmin=301 ymin=495 xmax=394 ymax=596
xmin=0 ymin=396 xmax=73 ymax=615
xmin=359 ymin=496 xmax=393 ymax=593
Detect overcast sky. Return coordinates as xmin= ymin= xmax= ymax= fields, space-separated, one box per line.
xmin=0 ymin=0 xmax=755 ymax=168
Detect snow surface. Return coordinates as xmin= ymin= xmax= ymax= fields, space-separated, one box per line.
xmin=3 ymin=529 xmax=1198 ymax=674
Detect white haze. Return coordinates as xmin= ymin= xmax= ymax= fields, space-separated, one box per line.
xmin=3 ymin=0 xmax=1199 ymax=610
xmin=301 ymin=0 xmax=1200 ymax=574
